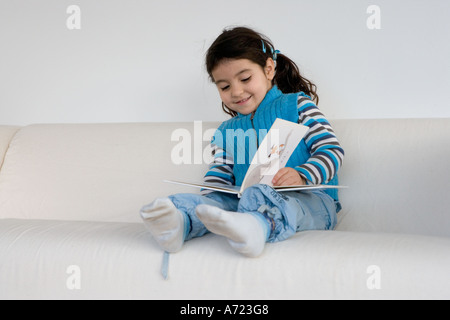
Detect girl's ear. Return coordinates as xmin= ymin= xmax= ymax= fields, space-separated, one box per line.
xmin=264 ymin=58 xmax=276 ymax=81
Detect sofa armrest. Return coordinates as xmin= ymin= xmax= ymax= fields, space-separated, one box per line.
xmin=0 ymin=126 xmax=20 ymax=169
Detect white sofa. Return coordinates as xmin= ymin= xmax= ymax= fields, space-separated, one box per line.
xmin=1 ymin=119 xmax=449 ymax=300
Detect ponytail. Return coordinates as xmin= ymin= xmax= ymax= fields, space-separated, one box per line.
xmin=274 ymin=54 xmax=319 ymax=105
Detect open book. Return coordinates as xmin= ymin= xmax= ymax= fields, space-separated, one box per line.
xmin=165 ymin=118 xmax=346 ymax=197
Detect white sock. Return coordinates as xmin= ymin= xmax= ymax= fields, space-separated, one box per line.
xmin=140 ymin=198 xmax=185 ymax=253
xmin=196 ymin=204 xmax=267 ymax=258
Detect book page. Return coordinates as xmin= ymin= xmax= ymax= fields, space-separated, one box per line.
xmin=164 ymin=179 xmax=347 ymax=198
xmin=240 ymin=119 xmax=309 ymax=192
xmin=163 ymin=180 xmax=241 ymax=195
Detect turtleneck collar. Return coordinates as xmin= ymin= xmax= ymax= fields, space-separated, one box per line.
xmin=236 ymin=85 xmax=283 ymax=118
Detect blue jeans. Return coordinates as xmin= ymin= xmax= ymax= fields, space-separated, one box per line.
xmin=169 ymin=184 xmax=338 ymax=243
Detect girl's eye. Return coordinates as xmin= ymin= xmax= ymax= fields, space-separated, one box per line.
xmin=242 ymin=76 xmax=251 ymax=82
xmin=220 ymin=85 xmax=230 ymax=91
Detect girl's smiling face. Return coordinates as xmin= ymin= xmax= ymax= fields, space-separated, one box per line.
xmin=211 ymin=58 xmax=275 ymax=116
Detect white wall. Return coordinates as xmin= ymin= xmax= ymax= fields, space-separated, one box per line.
xmin=1 ymin=0 xmax=449 ymax=126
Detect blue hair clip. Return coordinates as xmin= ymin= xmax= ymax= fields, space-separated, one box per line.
xmin=262 ymin=39 xmax=280 ymax=61
xmin=273 ymin=49 xmax=280 ymax=61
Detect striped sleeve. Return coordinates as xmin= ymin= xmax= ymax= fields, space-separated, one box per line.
xmin=201 ymin=143 xmax=235 ymax=195
xmin=295 ymin=95 xmax=344 ymax=185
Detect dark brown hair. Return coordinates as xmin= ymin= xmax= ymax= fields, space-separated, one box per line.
xmin=206 ymin=26 xmax=319 ymax=117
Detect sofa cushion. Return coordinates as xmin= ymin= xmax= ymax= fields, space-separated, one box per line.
xmin=334 ymin=118 xmax=450 ymax=237
xmin=0 ymin=123 xmax=216 ymax=223
xmin=1 ymin=218 xmax=449 ymax=299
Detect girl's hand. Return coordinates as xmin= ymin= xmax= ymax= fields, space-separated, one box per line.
xmin=272 ymin=167 xmax=306 ymax=187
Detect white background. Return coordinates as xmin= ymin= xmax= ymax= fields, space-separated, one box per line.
xmin=1 ymin=0 xmax=449 ymax=126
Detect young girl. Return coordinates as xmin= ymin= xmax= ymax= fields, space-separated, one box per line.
xmin=141 ymin=27 xmax=344 ymax=258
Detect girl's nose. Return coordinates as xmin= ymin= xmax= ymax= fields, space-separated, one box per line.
xmin=231 ymin=84 xmax=243 ymax=98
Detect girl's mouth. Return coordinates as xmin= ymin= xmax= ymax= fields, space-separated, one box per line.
xmin=235 ymin=96 xmax=251 ymax=105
